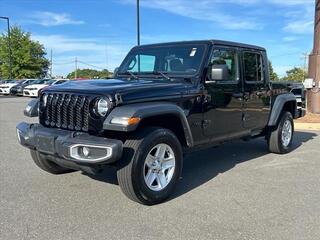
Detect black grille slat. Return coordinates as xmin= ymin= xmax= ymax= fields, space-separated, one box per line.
xmin=75 ymin=97 xmax=85 ymax=131
xmin=62 ymin=94 xmax=70 ymax=129
xmin=41 ymin=93 xmax=91 ymax=132
xmin=50 ymin=94 xmax=58 ymax=126
xmin=68 ymin=95 xmax=77 ymax=130
xmin=45 ymin=94 xmax=53 ymax=125
xmin=82 ymin=98 xmax=90 ymax=131
xmin=55 ymin=94 xmax=64 ymax=127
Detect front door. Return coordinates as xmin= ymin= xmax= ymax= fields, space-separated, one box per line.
xmin=203 ymin=47 xmax=246 ymax=142
xmin=241 ymin=51 xmax=270 ymax=131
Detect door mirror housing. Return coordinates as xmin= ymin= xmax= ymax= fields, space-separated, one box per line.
xmin=113 ymin=67 xmax=119 ymax=77
xmin=206 ymin=64 xmax=230 ymax=84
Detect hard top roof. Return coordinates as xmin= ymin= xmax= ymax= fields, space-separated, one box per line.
xmin=134 ymin=40 xmax=266 ymax=51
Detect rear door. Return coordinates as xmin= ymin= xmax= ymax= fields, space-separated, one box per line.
xmin=241 ymin=50 xmax=270 ymax=131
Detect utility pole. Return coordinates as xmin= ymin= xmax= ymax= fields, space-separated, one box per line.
xmin=50 ymin=49 xmax=53 ymax=78
xmin=136 ymin=0 xmax=140 ymax=46
xmin=75 ymin=57 xmax=78 ymax=79
xmin=0 ymin=16 xmax=12 ymax=79
xmin=308 ymin=0 xmax=320 ymax=113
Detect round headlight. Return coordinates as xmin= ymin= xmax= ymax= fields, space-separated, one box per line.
xmin=94 ymin=98 xmax=110 ymax=117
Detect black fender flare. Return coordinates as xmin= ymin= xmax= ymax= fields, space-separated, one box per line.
xmin=268 ymin=93 xmax=297 ymax=126
xmin=103 ymin=102 xmax=194 ymax=147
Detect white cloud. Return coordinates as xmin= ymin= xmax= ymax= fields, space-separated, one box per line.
xmin=31 ymin=34 xmax=132 ymax=76
xmin=29 ymin=11 xmax=85 ymax=26
xmin=282 ymin=36 xmax=299 ymax=42
xmin=122 ymin=0 xmax=315 ymax=33
xmin=282 ymin=3 xmax=314 ymax=35
xmin=122 ymin=0 xmax=261 ymax=30
xmin=284 ymin=20 xmax=314 ymax=34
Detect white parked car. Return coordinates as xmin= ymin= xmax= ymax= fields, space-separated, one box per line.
xmin=23 ymin=79 xmax=69 ymax=97
xmin=0 ymin=80 xmax=19 ymax=95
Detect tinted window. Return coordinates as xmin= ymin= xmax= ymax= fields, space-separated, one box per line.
xmin=244 ymin=52 xmax=264 ymax=82
xmin=210 ymin=49 xmax=239 ymax=81
xmin=130 ymin=55 xmax=156 ymax=72
xmin=118 ymin=44 xmax=206 ymax=77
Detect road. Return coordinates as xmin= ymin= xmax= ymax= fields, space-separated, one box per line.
xmin=1 ymin=96 xmax=320 ymax=240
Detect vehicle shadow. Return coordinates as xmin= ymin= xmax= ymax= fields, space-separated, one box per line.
xmin=84 ymin=131 xmax=317 ymax=201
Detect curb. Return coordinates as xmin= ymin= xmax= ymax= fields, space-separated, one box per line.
xmin=294 ymin=122 xmax=320 ymax=131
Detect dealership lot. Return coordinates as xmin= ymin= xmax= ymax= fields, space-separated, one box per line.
xmin=1 ymin=96 xmax=320 ymax=240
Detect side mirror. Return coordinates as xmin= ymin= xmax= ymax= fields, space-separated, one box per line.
xmin=206 ymin=64 xmax=229 ymax=83
xmin=113 ymin=67 xmax=119 ymax=77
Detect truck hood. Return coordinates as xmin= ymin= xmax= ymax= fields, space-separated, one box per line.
xmin=45 ymin=78 xmax=191 ymax=103
xmin=0 ymin=83 xmax=17 ymax=88
xmin=25 ymin=84 xmax=48 ymax=89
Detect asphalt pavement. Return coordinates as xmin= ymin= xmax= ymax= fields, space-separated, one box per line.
xmin=1 ymin=96 xmax=320 ymax=240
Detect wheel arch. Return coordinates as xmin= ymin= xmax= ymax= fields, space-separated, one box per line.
xmin=103 ymin=102 xmax=194 ymax=147
xmin=268 ymin=93 xmax=297 ymax=126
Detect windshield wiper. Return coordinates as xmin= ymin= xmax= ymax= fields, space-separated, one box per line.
xmin=118 ymin=71 xmax=138 ymax=80
xmin=152 ymin=71 xmax=171 ymax=80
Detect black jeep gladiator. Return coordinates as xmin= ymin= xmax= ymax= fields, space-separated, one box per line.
xmin=17 ymin=40 xmax=305 ymax=205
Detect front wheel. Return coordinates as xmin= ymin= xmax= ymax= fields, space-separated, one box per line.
xmin=117 ymin=127 xmax=183 ymax=205
xmin=267 ymin=111 xmax=294 ymax=154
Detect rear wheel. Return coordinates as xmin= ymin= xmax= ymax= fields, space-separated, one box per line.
xmin=117 ymin=127 xmax=183 ymax=205
xmin=267 ymin=111 xmax=294 ymax=154
xmin=30 ymin=150 xmax=73 ymax=174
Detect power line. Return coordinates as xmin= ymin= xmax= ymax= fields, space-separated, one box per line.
xmin=77 ymin=60 xmax=106 ymax=70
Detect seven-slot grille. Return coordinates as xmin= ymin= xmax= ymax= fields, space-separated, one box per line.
xmin=40 ymin=93 xmax=91 ymax=131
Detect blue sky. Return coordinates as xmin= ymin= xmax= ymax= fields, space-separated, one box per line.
xmin=0 ymin=0 xmax=315 ymax=77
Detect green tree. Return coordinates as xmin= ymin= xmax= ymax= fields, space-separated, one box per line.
xmin=0 ymin=26 xmax=49 ymax=79
xmin=268 ymin=61 xmax=279 ymax=81
xmin=66 ymin=68 xmax=111 ymax=79
xmin=282 ymin=67 xmax=307 ymax=82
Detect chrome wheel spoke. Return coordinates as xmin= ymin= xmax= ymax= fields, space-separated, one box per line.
xmin=145 ymin=170 xmax=157 ymax=186
xmin=281 ymin=120 xmax=292 ymax=147
xmin=143 ymin=143 xmax=176 ymax=191
xmin=145 ymin=155 xmax=155 ymax=168
xmin=162 ymin=158 xmax=175 ymax=170
xmin=157 ymin=173 xmax=167 ymax=188
xmin=155 ymin=144 xmax=167 ymax=159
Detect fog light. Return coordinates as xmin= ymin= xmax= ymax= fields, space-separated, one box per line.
xmin=69 ymin=144 xmax=112 ymax=162
xmin=82 ymin=146 xmax=90 ymax=157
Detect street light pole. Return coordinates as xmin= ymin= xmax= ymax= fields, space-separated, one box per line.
xmin=136 ymin=0 xmax=140 ymax=46
xmin=308 ymin=0 xmax=320 ymax=113
xmin=0 ymin=16 xmax=12 ymax=79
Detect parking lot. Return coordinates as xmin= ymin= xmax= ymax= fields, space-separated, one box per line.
xmin=1 ymin=96 xmax=320 ymax=240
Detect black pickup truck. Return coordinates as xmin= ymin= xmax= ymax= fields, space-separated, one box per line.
xmin=17 ymin=40 xmax=305 ymax=205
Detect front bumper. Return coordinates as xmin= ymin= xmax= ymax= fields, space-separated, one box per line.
xmin=0 ymin=88 xmax=10 ymax=94
xmin=23 ymin=90 xmax=38 ymax=97
xmin=16 ymin=122 xmax=123 ymax=164
xmin=10 ymin=88 xmax=23 ymax=95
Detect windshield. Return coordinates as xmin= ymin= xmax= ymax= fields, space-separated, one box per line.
xmin=118 ymin=44 xmax=207 ymax=79
xmin=45 ymin=80 xmax=56 ymax=85
xmin=6 ymin=80 xmax=18 ymax=83
xmin=32 ymin=79 xmax=46 ymax=84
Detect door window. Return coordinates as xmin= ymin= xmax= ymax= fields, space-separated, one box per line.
xmin=129 ymin=54 xmax=156 ymax=72
xmin=243 ymin=52 xmax=264 ymax=82
xmin=210 ymin=49 xmax=239 ymax=82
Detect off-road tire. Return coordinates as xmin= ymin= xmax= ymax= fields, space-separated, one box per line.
xmin=30 ymin=150 xmax=73 ymax=174
xmin=267 ymin=111 xmax=294 ymax=154
xmin=117 ymin=127 xmax=183 ymax=205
